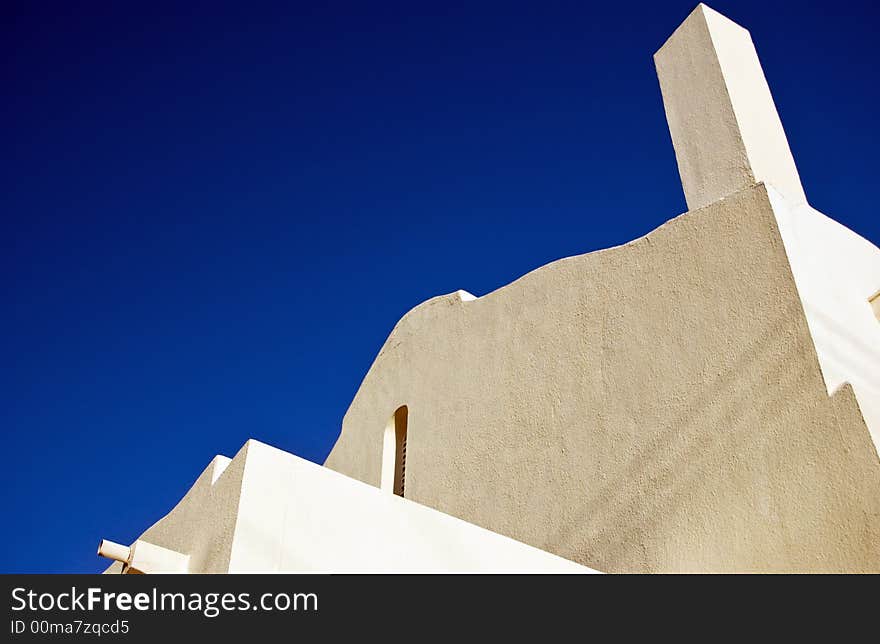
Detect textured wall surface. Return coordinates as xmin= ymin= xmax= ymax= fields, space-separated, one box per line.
xmin=655 ymin=4 xmax=806 ymax=211
xmin=104 ymin=451 xmax=244 ymax=574
xmin=108 ymin=440 xmax=592 ymax=573
xmin=325 ymin=184 xmax=880 ymax=572
xmin=768 ymin=188 xmax=880 ymax=451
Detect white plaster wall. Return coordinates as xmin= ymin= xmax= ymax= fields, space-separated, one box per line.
xmin=108 ymin=440 xmax=594 ymax=573
xmin=768 ymin=187 xmax=880 ymax=452
xmin=701 ymin=6 xmax=805 ymax=207
xmin=229 ymin=440 xmax=593 ymax=573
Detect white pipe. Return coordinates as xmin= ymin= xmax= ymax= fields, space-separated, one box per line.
xmin=97 ymin=539 xmax=131 ymax=563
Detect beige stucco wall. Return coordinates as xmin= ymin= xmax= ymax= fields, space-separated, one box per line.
xmin=103 ymin=450 xmax=246 ymax=574
xmin=655 ymin=4 xmax=806 ymax=211
xmin=325 ymin=183 xmax=880 ymax=572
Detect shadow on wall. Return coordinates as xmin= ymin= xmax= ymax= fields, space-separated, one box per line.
xmin=547 ymin=300 xmax=832 ymax=571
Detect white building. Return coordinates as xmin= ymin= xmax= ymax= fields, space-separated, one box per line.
xmin=101 ymin=5 xmax=880 ymax=574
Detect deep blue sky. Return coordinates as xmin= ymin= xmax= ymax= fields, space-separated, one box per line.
xmin=2 ymin=1 xmax=878 ymax=573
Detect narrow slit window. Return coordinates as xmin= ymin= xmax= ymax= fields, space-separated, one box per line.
xmin=871 ymin=290 xmax=880 ymax=323
xmin=381 ymin=406 xmax=408 ymax=497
